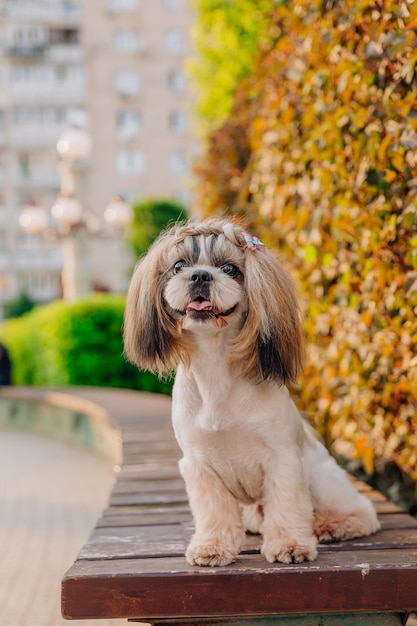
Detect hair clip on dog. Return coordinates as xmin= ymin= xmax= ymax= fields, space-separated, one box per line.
xmin=242 ymin=232 xmax=266 ymax=252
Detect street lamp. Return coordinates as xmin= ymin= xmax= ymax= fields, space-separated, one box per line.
xmin=19 ymin=201 xmax=49 ymax=235
xmin=19 ymin=126 xmax=133 ymax=301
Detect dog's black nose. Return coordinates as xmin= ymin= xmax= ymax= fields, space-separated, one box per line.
xmin=190 ymin=269 xmax=213 ymax=285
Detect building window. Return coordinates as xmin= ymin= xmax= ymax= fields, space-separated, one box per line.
xmin=168 ymin=110 xmax=187 ymax=132
xmin=114 ymin=70 xmax=141 ymax=96
xmin=165 ymin=29 xmax=184 ymax=54
xmin=117 ymin=110 xmax=141 ymax=141
xmin=169 ymin=150 xmax=188 ymax=175
xmin=49 ymin=28 xmax=79 ymax=44
xmin=167 ymin=70 xmax=186 ymax=93
xmin=108 ymin=0 xmax=139 ymax=12
xmin=116 ymin=150 xmax=146 ymax=176
xmin=113 ymin=30 xmax=142 ymax=54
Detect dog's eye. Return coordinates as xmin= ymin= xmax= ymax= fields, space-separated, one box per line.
xmin=173 ymin=260 xmax=187 ymax=274
xmin=220 ymin=263 xmax=240 ymax=278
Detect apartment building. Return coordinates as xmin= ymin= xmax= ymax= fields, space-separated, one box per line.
xmin=0 ymin=0 xmax=195 ymax=317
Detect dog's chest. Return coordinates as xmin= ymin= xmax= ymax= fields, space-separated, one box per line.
xmin=173 ymin=383 xmax=269 ymax=503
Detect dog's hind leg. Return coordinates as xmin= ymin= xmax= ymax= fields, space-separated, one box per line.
xmin=180 ymin=457 xmax=245 ymax=566
xmin=303 ymin=428 xmax=380 ymax=543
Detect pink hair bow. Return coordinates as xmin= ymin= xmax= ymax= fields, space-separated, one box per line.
xmin=242 ymin=232 xmax=266 ymax=252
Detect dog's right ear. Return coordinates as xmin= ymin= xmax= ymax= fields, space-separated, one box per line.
xmin=123 ymin=240 xmax=184 ymax=376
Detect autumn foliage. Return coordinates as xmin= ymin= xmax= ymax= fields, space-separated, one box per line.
xmin=193 ymin=0 xmax=417 ymax=498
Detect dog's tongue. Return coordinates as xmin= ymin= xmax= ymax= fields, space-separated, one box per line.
xmin=187 ymin=300 xmax=212 ymax=311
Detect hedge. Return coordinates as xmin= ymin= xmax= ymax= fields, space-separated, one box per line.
xmin=0 ymin=294 xmax=172 ymax=394
xmin=192 ymin=0 xmax=417 ymax=508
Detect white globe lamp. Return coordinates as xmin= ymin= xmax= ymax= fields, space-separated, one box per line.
xmin=19 ymin=202 xmax=49 ymax=235
xmin=56 ymin=126 xmax=92 ymax=162
xmin=104 ymin=196 xmax=133 ymax=229
xmin=51 ymin=195 xmax=83 ymax=227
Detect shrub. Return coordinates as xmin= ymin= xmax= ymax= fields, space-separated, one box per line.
xmin=4 ymin=291 xmax=36 ymax=319
xmin=193 ymin=0 xmax=417 ymax=494
xmin=126 ymin=198 xmax=187 ymax=260
xmin=0 ymin=295 xmax=172 ymax=394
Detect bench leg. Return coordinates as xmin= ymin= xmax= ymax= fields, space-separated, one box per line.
xmin=131 ymin=612 xmax=409 ymax=625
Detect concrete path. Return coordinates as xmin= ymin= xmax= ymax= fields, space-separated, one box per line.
xmin=0 ymin=427 xmax=126 ymax=626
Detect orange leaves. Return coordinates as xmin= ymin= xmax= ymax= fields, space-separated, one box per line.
xmin=355 ymin=436 xmax=375 ymax=476
xmin=193 ymin=0 xmax=417 ymax=486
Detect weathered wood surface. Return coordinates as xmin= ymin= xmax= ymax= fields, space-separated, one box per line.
xmin=61 ymin=389 xmax=417 ymax=624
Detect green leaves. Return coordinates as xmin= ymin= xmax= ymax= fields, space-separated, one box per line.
xmin=188 ymin=0 xmax=272 ymax=134
xmin=126 ymin=198 xmax=187 ymax=260
xmin=0 ymin=296 xmax=173 ymax=394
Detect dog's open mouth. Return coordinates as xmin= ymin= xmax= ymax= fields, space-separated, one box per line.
xmin=182 ymin=298 xmax=237 ymax=320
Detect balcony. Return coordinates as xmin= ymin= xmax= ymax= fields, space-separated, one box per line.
xmin=15 ymin=167 xmax=61 ymax=190
xmin=10 ymin=81 xmax=85 ymax=105
xmin=46 ymin=44 xmax=83 ymax=64
xmin=4 ymin=1 xmax=80 ymax=24
xmin=10 ymin=124 xmax=65 ymax=148
xmin=15 ymin=245 xmax=62 ymax=272
xmin=6 ymin=43 xmax=47 ymax=58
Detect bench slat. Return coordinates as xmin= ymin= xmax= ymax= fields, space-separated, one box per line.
xmin=77 ymin=524 xmax=417 ymax=561
xmin=62 ymin=549 xmax=417 ymax=621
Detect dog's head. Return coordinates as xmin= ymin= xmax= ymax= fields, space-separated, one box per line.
xmin=124 ymin=218 xmax=303 ymax=384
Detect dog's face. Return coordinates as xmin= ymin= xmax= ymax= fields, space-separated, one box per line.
xmin=163 ymin=233 xmax=247 ymax=333
xmin=124 ymin=219 xmax=304 ymax=383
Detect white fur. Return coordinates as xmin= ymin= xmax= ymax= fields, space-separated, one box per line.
xmin=171 ymin=330 xmax=379 ymax=566
xmin=124 ymin=220 xmax=381 ymax=567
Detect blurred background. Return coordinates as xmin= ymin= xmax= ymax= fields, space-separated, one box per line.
xmin=0 ymin=1 xmax=416 ymax=623
xmin=0 ymin=0 xmax=195 ymax=317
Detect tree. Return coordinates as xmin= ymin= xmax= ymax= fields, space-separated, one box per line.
xmin=126 ymin=198 xmax=187 ymax=259
xmin=188 ymin=0 xmax=272 ymax=134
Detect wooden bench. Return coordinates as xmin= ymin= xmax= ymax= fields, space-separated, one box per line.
xmin=58 ymin=388 xmax=417 ymax=625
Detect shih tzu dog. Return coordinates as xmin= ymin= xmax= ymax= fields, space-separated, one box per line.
xmin=124 ymin=218 xmax=380 ymax=567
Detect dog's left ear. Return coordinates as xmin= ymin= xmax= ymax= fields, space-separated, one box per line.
xmin=231 ymin=248 xmax=304 ymax=384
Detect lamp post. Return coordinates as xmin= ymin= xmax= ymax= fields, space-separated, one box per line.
xmin=19 ymin=126 xmax=133 ymax=301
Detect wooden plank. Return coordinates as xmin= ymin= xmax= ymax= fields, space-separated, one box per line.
xmin=109 ymin=491 xmax=189 ymax=507
xmin=144 ymin=614 xmax=407 ymax=626
xmin=118 ymin=464 xmax=181 ymax=481
xmin=122 ymin=439 xmax=179 ymax=452
xmin=77 ymin=526 xmax=417 ymax=561
xmin=373 ymin=500 xmax=406 ymax=514
xmin=101 ymin=503 xmax=190 ymax=517
xmin=111 ymin=478 xmax=185 ymax=495
xmin=96 ymin=510 xmax=416 ymax=533
xmin=96 ymin=512 xmax=192 ymax=528
xmin=378 ymin=513 xmax=417 ymax=530
xmin=61 ymin=550 xmax=417 ymax=620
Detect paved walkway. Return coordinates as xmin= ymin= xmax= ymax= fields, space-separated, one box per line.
xmin=0 ymin=427 xmax=126 ymax=626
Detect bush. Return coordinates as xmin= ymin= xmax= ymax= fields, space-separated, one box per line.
xmin=0 ymin=294 xmax=172 ymax=394
xmin=126 ymin=198 xmax=187 ymax=260
xmin=193 ymin=0 xmax=417 ymax=498
xmin=4 ymin=291 xmax=36 ymax=319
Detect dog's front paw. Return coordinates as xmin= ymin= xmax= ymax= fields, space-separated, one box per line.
xmin=186 ymin=541 xmax=237 ymax=567
xmin=261 ymin=536 xmax=317 ymax=564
